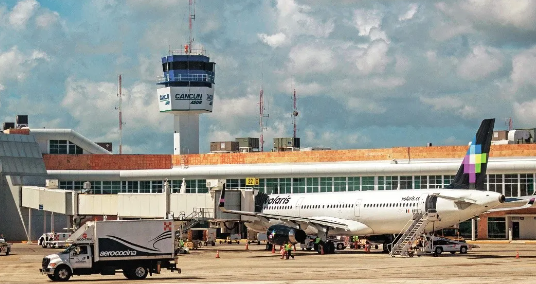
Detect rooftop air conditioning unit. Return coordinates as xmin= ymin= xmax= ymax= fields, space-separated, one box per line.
xmin=46 ymin=179 xmax=59 ymax=189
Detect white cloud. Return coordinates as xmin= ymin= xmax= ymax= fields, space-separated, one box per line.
xmin=353 ymin=9 xmax=383 ymax=36
xmin=457 ymin=46 xmax=503 ymax=81
xmin=9 ymin=0 xmax=39 ymax=29
xmin=355 ymin=40 xmax=390 ymax=75
xmin=419 ymin=96 xmax=477 ymax=119
xmin=288 ymin=44 xmax=336 ymax=74
xmin=0 ymin=47 xmax=49 ymax=83
xmin=0 ymin=83 xmax=4 ymax=91
xmin=258 ymin=32 xmax=287 ymax=48
xmin=35 ymin=10 xmax=59 ymax=28
xmin=61 ymin=78 xmax=169 ymax=139
xmin=399 ymin=4 xmax=419 ymax=21
xmin=513 ymin=100 xmax=536 ymax=125
xmin=458 ymin=0 xmax=536 ymax=31
xmin=346 ymin=98 xmax=387 ymax=114
xmin=510 ymin=46 xmax=536 ymax=91
xmin=210 ymin=94 xmax=259 ymax=122
xmin=278 ymin=78 xmax=325 ymax=97
xmin=258 ymin=0 xmax=334 ymax=47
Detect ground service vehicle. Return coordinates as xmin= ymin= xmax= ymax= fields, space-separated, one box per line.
xmin=38 ymin=232 xmax=71 ymax=248
xmin=422 ymin=237 xmax=471 ymax=256
xmin=0 ymin=237 xmax=11 ymax=255
xmin=40 ymin=220 xmax=181 ymax=281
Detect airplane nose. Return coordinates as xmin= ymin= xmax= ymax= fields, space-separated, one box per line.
xmin=499 ymin=195 xmax=505 ymax=203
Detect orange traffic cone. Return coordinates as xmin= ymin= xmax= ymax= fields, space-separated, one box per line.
xmin=516 ymin=251 xmax=519 ymax=259
xmin=216 ymin=250 xmax=220 ymax=258
xmin=271 ymin=244 xmax=275 ymax=254
xmin=245 ymin=243 xmax=249 ymax=250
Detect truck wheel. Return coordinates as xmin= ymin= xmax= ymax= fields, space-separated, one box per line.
xmin=336 ymin=243 xmax=344 ymax=250
xmin=54 ymin=265 xmax=72 ymax=281
xmin=435 ymin=247 xmax=443 ymax=255
xmin=460 ymin=246 xmax=468 ymax=254
xmin=132 ymin=266 xmax=148 ymax=280
xmin=47 ymin=274 xmax=57 ymax=281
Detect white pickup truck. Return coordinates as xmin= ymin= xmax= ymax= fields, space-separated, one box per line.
xmin=40 ymin=220 xmax=181 ymax=281
xmin=38 ymin=232 xmax=71 ymax=248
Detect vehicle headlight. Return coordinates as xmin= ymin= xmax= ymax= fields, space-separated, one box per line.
xmin=49 ymin=263 xmax=56 ymax=268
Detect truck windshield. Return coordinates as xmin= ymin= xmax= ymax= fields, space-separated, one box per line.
xmin=60 ymin=245 xmax=75 ymax=254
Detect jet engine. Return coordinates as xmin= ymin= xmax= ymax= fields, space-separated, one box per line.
xmin=266 ymin=224 xmax=306 ymax=245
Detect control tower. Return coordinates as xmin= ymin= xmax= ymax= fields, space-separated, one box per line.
xmin=157 ymin=46 xmax=215 ymax=154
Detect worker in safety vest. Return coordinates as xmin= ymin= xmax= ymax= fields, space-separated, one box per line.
xmin=285 ymin=242 xmax=294 ymax=259
xmin=353 ymin=236 xmax=359 ymax=249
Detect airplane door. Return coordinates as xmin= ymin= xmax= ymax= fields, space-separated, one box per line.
xmin=425 ymin=195 xmax=438 ymax=213
xmin=296 ymin=197 xmax=305 ymax=217
xmin=354 ymin=199 xmax=361 ymax=217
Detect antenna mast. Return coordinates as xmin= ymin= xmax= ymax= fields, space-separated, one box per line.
xmin=292 ymin=88 xmax=298 ymax=139
xmin=188 ymin=0 xmax=196 ymax=54
xmin=259 ymin=74 xmax=269 ymax=152
xmin=118 ymin=75 xmax=123 ymax=154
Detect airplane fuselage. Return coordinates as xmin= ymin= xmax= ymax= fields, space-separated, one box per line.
xmin=248 ymin=189 xmax=503 ymax=236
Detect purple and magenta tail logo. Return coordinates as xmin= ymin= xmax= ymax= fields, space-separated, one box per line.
xmin=463 ymin=137 xmax=487 ymax=183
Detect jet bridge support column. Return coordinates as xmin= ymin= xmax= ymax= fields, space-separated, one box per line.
xmin=471 ymin=218 xmax=476 ymax=241
xmin=27 ymin=208 xmax=32 ymax=244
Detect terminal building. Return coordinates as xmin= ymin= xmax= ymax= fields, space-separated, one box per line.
xmin=2 ymin=124 xmax=536 ymax=241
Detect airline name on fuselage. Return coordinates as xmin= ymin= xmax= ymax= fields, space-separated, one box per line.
xmin=175 ymin=93 xmax=203 ymax=100
xmin=401 ymin=196 xmax=420 ymax=201
xmin=266 ymin=195 xmax=292 ymax=205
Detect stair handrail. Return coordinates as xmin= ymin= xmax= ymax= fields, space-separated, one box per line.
xmin=390 ymin=212 xmax=424 ymax=256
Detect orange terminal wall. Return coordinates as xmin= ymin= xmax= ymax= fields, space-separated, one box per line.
xmin=42 ymin=144 xmax=536 ymax=171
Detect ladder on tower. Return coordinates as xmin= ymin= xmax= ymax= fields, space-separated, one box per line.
xmin=390 ymin=210 xmax=439 ymax=257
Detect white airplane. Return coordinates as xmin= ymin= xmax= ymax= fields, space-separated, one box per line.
xmin=219 ymin=118 xmax=534 ymax=254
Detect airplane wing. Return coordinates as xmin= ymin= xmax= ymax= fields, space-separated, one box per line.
xmin=435 ymin=193 xmax=477 ymax=205
xmin=486 ymin=198 xmax=535 ymax=213
xmin=220 ymin=208 xmax=351 ymax=230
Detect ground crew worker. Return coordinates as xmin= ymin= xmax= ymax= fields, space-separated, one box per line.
xmin=314 ymin=236 xmax=321 ymax=251
xmin=179 ymin=239 xmax=185 ymax=248
xmin=285 ymin=242 xmax=294 ymax=259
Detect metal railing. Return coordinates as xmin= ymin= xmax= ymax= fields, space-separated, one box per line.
xmin=156 ymin=73 xmax=215 ymax=83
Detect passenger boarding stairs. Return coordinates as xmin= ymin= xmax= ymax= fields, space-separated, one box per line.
xmin=178 ymin=208 xmax=213 ymax=239
xmin=390 ymin=210 xmax=439 ymax=257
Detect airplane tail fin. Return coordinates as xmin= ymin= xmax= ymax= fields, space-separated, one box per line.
xmin=446 ymin=118 xmax=495 ymax=190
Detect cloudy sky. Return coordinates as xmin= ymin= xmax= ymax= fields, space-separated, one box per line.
xmin=1 ymin=0 xmax=536 ymax=154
